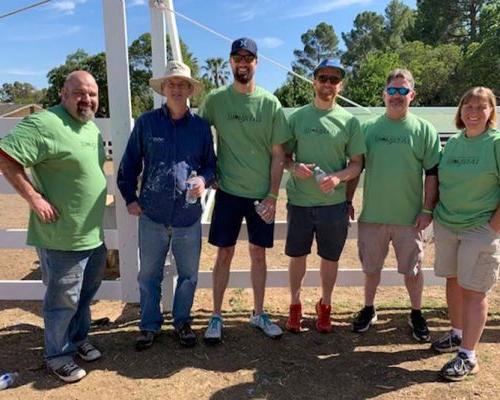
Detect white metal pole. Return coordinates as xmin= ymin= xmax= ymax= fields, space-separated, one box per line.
xmin=164 ymin=0 xmax=182 ymax=61
xmin=102 ymin=0 xmax=139 ymax=303
xmin=150 ymin=5 xmax=167 ymax=109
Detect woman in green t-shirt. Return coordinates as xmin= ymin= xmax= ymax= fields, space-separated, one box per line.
xmin=432 ymin=87 xmax=500 ymax=381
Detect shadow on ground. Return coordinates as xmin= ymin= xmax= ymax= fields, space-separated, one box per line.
xmin=1 ymin=303 xmax=499 ymax=399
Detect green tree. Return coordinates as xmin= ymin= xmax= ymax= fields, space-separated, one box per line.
xmin=341 ymin=11 xmax=385 ymax=69
xmin=342 ymin=51 xmax=401 ymax=106
xmin=292 ymin=22 xmax=340 ymax=76
xmin=341 ymin=1 xmax=414 ymax=70
xmin=397 ymin=42 xmax=462 ymax=105
xmin=202 ymin=58 xmax=230 ymax=88
xmin=411 ymin=0 xmax=493 ymax=47
xmin=274 ymin=75 xmax=313 ymax=107
xmin=384 ymin=0 xmax=415 ymax=49
xmin=0 ymin=81 xmax=45 ymax=104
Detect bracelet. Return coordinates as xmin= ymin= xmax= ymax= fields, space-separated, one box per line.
xmin=421 ymin=208 xmax=433 ymax=215
xmin=266 ymin=192 xmax=278 ymax=200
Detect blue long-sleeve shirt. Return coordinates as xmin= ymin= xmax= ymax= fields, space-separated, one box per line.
xmin=117 ymin=106 xmax=216 ymax=226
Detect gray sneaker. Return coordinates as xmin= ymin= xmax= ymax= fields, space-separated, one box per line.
xmin=440 ymin=352 xmax=479 ymax=381
xmin=51 ymin=361 xmax=86 ymax=383
xmin=77 ymin=342 xmax=102 ymax=362
xmin=204 ymin=315 xmax=223 ymax=344
xmin=249 ymin=312 xmax=283 ymax=339
xmin=431 ymin=330 xmax=462 ymax=353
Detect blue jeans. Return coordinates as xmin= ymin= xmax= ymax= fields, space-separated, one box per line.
xmin=37 ymin=244 xmax=106 ymax=370
xmin=138 ymin=214 xmax=201 ymax=331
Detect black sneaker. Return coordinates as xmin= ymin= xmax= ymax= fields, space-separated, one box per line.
xmin=408 ymin=312 xmax=430 ymax=343
xmin=176 ymin=323 xmax=197 ymax=347
xmin=431 ymin=330 xmax=462 ymax=353
xmin=352 ymin=306 xmax=377 ymax=333
xmin=440 ymin=352 xmax=479 ymax=382
xmin=51 ymin=361 xmax=86 ymax=383
xmin=135 ymin=330 xmax=158 ymax=351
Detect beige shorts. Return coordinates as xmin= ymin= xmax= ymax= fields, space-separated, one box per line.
xmin=358 ymin=222 xmax=424 ymax=276
xmin=434 ymin=221 xmax=500 ymax=293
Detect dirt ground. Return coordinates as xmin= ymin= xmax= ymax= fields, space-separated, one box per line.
xmin=1 ymin=181 xmax=499 ymax=399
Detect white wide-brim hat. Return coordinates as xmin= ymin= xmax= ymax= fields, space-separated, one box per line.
xmin=149 ymin=60 xmax=203 ymax=96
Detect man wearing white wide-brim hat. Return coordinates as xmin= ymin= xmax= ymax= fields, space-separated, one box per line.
xmin=117 ymin=60 xmax=216 ymax=350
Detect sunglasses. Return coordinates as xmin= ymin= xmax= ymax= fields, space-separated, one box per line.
xmin=316 ymin=75 xmax=341 ymax=85
xmin=232 ymin=54 xmax=256 ymax=63
xmin=386 ymin=87 xmax=411 ymax=96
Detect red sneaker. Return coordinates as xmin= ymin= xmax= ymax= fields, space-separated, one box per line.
xmin=315 ymin=299 xmax=332 ymax=333
xmin=286 ymin=303 xmax=302 ymax=333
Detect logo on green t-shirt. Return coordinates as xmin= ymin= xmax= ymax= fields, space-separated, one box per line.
xmin=374 ymin=135 xmax=411 ymax=145
xmin=304 ymin=127 xmax=330 ymax=136
xmin=226 ymin=112 xmax=262 ymax=123
xmin=447 ymin=156 xmax=480 ymax=166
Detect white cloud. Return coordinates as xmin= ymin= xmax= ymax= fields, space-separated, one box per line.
xmin=224 ymin=0 xmax=372 ymax=21
xmin=284 ymin=0 xmax=372 ymax=19
xmin=0 ymin=68 xmax=47 ymax=77
xmin=8 ymin=26 xmax=82 ymax=42
xmin=50 ymin=0 xmax=88 ymax=15
xmin=128 ymin=0 xmax=147 ymax=7
xmin=257 ymin=37 xmax=284 ymax=49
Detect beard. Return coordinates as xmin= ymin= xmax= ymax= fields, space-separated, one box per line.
xmin=233 ymin=68 xmax=254 ymax=84
xmin=76 ymin=103 xmax=96 ymax=122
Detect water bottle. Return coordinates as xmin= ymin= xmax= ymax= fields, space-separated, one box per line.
xmin=313 ymin=166 xmax=334 ymax=194
xmin=185 ymin=170 xmax=198 ymax=204
xmin=0 ymin=373 xmax=18 ymax=390
xmin=254 ymin=201 xmax=273 ymax=224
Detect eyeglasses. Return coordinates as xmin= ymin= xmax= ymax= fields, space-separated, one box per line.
xmin=165 ymin=81 xmax=191 ymax=90
xmin=232 ymin=54 xmax=256 ymax=63
xmin=386 ymin=87 xmax=411 ymax=96
xmin=316 ymin=75 xmax=341 ymax=85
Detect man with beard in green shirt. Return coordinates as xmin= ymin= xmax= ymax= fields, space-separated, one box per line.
xmin=349 ymin=69 xmax=440 ymax=343
xmin=199 ymin=38 xmax=292 ymax=343
xmin=283 ymin=59 xmax=365 ymax=334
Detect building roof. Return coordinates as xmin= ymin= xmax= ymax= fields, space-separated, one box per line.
xmin=0 ymin=103 xmax=43 ymax=117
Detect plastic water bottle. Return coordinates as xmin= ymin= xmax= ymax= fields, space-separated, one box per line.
xmin=313 ymin=166 xmax=334 ymax=194
xmin=186 ymin=170 xmax=198 ymax=204
xmin=254 ymin=201 xmax=273 ymax=224
xmin=0 ymin=373 xmax=18 ymax=390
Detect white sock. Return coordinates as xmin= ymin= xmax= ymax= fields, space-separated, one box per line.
xmin=459 ymin=347 xmax=477 ymax=363
xmin=452 ymin=327 xmax=463 ymax=339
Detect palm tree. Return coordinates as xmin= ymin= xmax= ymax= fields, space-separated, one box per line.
xmin=202 ymin=58 xmax=231 ymax=88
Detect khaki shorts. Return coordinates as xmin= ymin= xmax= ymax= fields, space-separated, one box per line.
xmin=434 ymin=221 xmax=500 ymax=293
xmin=358 ymin=222 xmax=424 ymax=276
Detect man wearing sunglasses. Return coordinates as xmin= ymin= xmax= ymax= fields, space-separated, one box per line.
xmin=283 ymin=59 xmax=365 ymax=333
xmin=199 ymin=37 xmax=292 ymax=343
xmin=349 ymin=69 xmax=440 ymax=342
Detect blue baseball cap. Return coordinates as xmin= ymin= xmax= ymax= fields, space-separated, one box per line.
xmin=230 ymin=37 xmax=258 ymax=57
xmin=313 ymin=59 xmax=345 ymax=79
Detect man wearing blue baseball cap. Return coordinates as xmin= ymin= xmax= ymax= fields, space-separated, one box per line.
xmin=283 ymin=59 xmax=365 ymax=333
xmin=199 ymin=37 xmax=292 ymax=343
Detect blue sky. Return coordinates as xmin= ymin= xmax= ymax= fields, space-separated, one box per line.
xmin=0 ymin=0 xmax=416 ymax=93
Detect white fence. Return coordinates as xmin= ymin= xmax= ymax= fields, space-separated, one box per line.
xmin=1 ymin=110 xmax=464 ymax=304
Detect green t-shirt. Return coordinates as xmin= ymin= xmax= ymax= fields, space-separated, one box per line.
xmin=0 ymin=105 xmax=107 ymax=251
xmin=435 ymin=128 xmax=500 ymax=230
xmin=285 ymin=103 xmax=366 ymax=206
xmin=359 ymin=113 xmax=440 ymax=226
xmin=199 ymin=85 xmax=292 ymax=198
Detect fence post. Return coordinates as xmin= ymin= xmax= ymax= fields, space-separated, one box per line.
xmin=102 ymin=0 xmax=139 ymax=302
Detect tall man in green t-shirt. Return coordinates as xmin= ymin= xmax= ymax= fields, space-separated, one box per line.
xmin=199 ymin=38 xmax=292 ymax=343
xmin=0 ymin=71 xmax=107 ymax=383
xmin=283 ymin=59 xmax=365 ymax=334
xmin=349 ymin=69 xmax=440 ymax=342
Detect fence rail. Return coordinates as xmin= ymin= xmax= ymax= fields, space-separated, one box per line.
xmin=3 ymin=108 xmax=498 ymax=303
